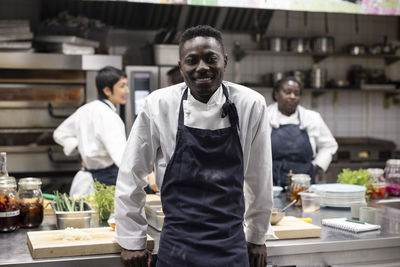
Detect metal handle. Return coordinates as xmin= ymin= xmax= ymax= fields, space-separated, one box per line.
xmin=47 ymin=148 xmax=80 ymax=164
xmin=47 ymin=103 xmax=70 ymax=119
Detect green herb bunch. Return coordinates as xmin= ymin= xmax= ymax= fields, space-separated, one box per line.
xmin=92 ymin=180 xmax=115 ymax=221
xmin=337 ymin=168 xmax=373 ymax=201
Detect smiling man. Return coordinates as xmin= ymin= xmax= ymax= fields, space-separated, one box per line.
xmin=115 ymin=25 xmax=273 ymax=267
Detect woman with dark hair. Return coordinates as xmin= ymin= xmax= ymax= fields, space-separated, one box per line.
xmin=268 ymin=76 xmax=338 ymax=187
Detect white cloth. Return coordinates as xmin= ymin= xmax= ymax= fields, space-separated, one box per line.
xmin=53 ymin=99 xmax=127 ymax=195
xmin=267 ymin=102 xmax=338 ymax=171
xmin=69 ymin=170 xmax=95 ymax=198
xmin=115 ymin=81 xmax=274 ymax=250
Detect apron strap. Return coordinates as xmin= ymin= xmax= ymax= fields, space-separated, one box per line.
xmin=178 ymin=84 xmax=240 ymax=130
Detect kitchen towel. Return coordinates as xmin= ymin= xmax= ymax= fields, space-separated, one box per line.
xmin=322 ymin=217 xmax=381 ymax=233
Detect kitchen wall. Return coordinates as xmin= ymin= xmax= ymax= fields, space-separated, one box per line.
xmin=106 ymin=10 xmax=400 ymax=150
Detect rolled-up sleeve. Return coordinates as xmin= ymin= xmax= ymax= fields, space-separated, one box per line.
xmin=115 ymin=98 xmax=159 ymax=250
xmin=243 ymin=100 xmax=273 ymax=245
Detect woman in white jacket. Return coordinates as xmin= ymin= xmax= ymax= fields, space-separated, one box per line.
xmin=268 ymin=76 xmax=338 ymax=186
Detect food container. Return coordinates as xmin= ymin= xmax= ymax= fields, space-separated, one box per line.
xmin=17 ymin=177 xmax=43 ymax=228
xmin=144 ymin=204 xmax=164 ymax=231
xmin=367 ymin=168 xmax=386 ymax=198
xmin=291 ymin=174 xmax=311 ymax=206
xmin=298 ymin=192 xmax=320 ymax=213
xmin=0 ymin=177 xmax=19 ymax=232
xmin=50 ymin=202 xmax=95 ymax=229
xmin=384 ymin=159 xmax=400 ymax=196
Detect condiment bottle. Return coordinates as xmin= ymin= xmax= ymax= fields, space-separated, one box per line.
xmin=0 ymin=177 xmax=20 ymax=232
xmin=290 ymin=174 xmax=311 ymax=206
xmin=0 ymin=152 xmax=9 ymax=178
xmin=384 ymin=159 xmax=400 ymax=196
xmin=17 ymin=178 xmax=43 ymax=228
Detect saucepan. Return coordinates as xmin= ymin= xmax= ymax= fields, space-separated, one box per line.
xmin=270 ymin=199 xmax=297 ymax=225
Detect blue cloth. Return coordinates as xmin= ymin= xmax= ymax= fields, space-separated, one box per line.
xmin=156 ymin=85 xmax=249 ymax=267
xmin=87 ymin=163 xmax=118 ymax=185
xmin=271 ymin=123 xmax=315 ymax=187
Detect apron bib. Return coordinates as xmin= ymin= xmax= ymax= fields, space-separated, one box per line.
xmin=271 ymin=123 xmax=315 ymax=187
xmin=156 ymin=85 xmax=249 ymax=267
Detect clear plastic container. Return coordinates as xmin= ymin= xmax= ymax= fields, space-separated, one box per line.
xmin=17 ymin=178 xmax=44 ymax=228
xmin=299 ymin=192 xmax=320 ymax=212
xmin=291 ymin=174 xmax=311 ymax=206
xmin=0 ymin=177 xmax=20 ymax=232
xmin=367 ymin=168 xmax=386 ymax=198
xmin=384 ymin=159 xmax=400 ymax=196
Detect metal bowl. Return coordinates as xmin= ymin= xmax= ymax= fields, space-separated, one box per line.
xmin=270 ymin=208 xmax=285 ymax=225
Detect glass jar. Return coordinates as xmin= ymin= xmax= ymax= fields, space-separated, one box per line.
xmin=0 ymin=152 xmax=9 ymax=178
xmin=384 ymin=159 xmax=400 ymax=196
xmin=290 ymin=174 xmax=311 ymax=206
xmin=367 ymin=168 xmax=386 ymax=198
xmin=0 ymin=177 xmax=20 ymax=232
xmin=17 ymin=178 xmax=43 ymax=228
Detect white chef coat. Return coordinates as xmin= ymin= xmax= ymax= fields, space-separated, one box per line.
xmin=267 ymin=102 xmax=338 ymax=171
xmin=53 ymin=99 xmax=127 ymax=169
xmin=115 ymin=81 xmax=274 ymax=250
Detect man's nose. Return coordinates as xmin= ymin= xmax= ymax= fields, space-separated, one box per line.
xmin=196 ymin=59 xmax=209 ymax=71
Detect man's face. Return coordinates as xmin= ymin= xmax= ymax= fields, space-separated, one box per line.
xmin=179 ymin=36 xmax=227 ymax=103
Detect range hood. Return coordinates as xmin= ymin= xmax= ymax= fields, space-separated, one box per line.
xmin=40 ymin=0 xmax=273 ymax=33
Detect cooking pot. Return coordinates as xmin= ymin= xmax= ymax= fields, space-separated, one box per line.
xmin=312 ymin=36 xmax=334 ymax=54
xmin=288 ymin=70 xmax=307 ymax=87
xmin=348 ymin=44 xmax=367 ymax=55
xmin=310 ymin=65 xmax=326 ymax=89
xmin=272 ymin=72 xmax=285 ymax=86
xmin=288 ymin=38 xmax=310 ymax=53
xmin=268 ymin=37 xmax=286 ymax=52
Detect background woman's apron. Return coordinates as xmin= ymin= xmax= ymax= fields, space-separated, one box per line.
xmin=271 ymin=124 xmax=315 ymax=187
xmin=157 ymin=85 xmax=249 ymax=267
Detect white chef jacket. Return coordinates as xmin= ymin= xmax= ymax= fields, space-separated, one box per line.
xmin=267 ymin=102 xmax=338 ymax=171
xmin=115 ymin=81 xmax=274 ymax=250
xmin=53 ymin=99 xmax=127 ymax=169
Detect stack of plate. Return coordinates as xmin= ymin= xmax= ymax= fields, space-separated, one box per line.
xmin=309 ymin=183 xmax=366 ymax=208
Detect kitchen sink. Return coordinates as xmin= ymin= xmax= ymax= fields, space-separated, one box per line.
xmin=376 ymin=199 xmax=400 ymax=209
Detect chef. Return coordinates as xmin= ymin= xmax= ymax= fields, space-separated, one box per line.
xmin=268 ymin=76 xmax=338 ymax=187
xmin=115 ymin=25 xmax=273 ymax=267
xmin=53 ymin=66 xmax=129 ymax=196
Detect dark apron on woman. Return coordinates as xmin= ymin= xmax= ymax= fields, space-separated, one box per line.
xmin=86 ymin=99 xmax=119 ymax=186
xmin=271 ymin=123 xmax=315 ymax=187
xmin=157 ymin=85 xmax=249 ymax=267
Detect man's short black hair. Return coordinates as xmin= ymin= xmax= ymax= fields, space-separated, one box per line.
xmin=272 ymin=76 xmax=303 ymax=101
xmin=96 ymin=66 xmax=126 ymax=99
xmin=179 ymin=25 xmax=225 ymax=58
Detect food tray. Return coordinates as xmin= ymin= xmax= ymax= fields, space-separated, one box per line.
xmin=144 ymin=203 xmax=164 ymax=231
xmin=50 ymin=202 xmax=95 ymax=229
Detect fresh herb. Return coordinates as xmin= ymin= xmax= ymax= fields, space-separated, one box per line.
xmin=86 ymin=180 xmax=115 ymax=221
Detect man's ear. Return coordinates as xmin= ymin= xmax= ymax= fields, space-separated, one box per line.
xmin=224 ymin=54 xmax=228 ymax=69
xmin=103 ymin=87 xmax=112 ymax=98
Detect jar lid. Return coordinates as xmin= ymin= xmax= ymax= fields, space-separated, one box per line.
xmin=367 ymin=168 xmax=384 ymax=178
xmin=18 ymin=177 xmax=42 ymax=188
xmin=291 ymin=174 xmax=311 ymax=182
xmin=386 ymin=159 xmax=400 ymax=167
xmin=0 ymin=176 xmax=17 ymax=188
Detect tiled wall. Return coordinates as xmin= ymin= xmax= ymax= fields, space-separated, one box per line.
xmin=221 ymin=11 xmax=400 ymax=149
xmin=107 ymin=10 xmax=400 ymax=149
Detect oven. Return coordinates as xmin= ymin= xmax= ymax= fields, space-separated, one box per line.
xmin=325 ymin=137 xmax=396 ymax=183
xmin=0 ymin=53 xmax=122 ymax=192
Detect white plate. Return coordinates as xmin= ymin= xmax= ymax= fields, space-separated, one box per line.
xmin=310 ymin=183 xmax=366 ymax=193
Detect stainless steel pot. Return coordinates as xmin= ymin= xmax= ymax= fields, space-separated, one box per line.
xmin=312 ymin=36 xmax=334 ymax=54
xmin=288 ymin=38 xmax=310 ymax=53
xmin=272 ymin=72 xmax=285 ymax=86
xmin=348 ymin=44 xmax=367 ymax=55
xmin=269 ymin=37 xmax=286 ymax=52
xmin=310 ymin=65 xmax=326 ymax=89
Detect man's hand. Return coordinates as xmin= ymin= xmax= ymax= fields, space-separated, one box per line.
xmin=120 ymin=248 xmax=152 ymax=267
xmin=247 ymin=242 xmax=267 ymax=267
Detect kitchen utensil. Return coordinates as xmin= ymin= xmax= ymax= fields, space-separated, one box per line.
xmin=27 ymin=227 xmax=155 ymax=259
xmin=350 ymin=202 xmax=367 ymax=219
xmin=348 ymin=44 xmax=367 ymax=55
xmin=288 ymin=38 xmax=310 ymax=53
xmin=270 ymin=208 xmax=285 ymax=225
xmin=310 ymin=65 xmax=326 ymax=89
xmin=312 ymin=36 xmax=334 ymax=54
xmin=288 ymin=70 xmax=307 ymax=87
xmin=299 ymin=192 xmax=320 ymax=213
xmin=281 ymin=199 xmax=297 ymax=212
xmin=309 ymin=183 xmax=366 ymax=208
xmin=359 ymin=207 xmax=377 ymax=224
xmin=50 ymin=201 xmax=95 ymax=229
xmin=269 ymin=37 xmax=286 ymax=52
xmin=269 ymin=216 xmax=321 ymax=240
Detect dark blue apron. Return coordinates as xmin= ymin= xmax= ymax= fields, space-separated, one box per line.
xmin=157 ymin=85 xmax=249 ymax=267
xmin=86 ymin=99 xmax=119 ymax=186
xmin=271 ymin=123 xmax=315 ymax=187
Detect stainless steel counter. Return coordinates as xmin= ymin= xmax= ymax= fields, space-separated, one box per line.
xmin=1 ymin=196 xmax=400 ymax=267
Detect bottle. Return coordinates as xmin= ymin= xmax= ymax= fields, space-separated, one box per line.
xmin=384 ymin=159 xmax=400 ymax=196
xmin=291 ymin=174 xmax=311 ymax=206
xmin=0 ymin=177 xmax=20 ymax=232
xmin=0 ymin=152 xmax=9 ymax=178
xmin=286 ymin=170 xmax=293 ymax=201
xmin=17 ymin=178 xmax=44 ymax=228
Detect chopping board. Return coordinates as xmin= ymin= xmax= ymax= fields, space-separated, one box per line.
xmin=269 ymin=216 xmax=321 ymax=240
xmin=27 ymin=227 xmax=154 ymax=259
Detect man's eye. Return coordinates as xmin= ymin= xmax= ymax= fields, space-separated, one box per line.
xmin=185 ymin=57 xmax=197 ymax=65
xmin=206 ymin=55 xmax=218 ymax=63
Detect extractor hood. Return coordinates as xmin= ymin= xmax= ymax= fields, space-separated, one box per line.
xmin=40 ymin=0 xmax=273 ymax=33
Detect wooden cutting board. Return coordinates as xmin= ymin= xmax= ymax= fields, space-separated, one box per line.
xmin=27 ymin=227 xmax=154 ymax=259
xmin=269 ymin=216 xmax=321 ymax=240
